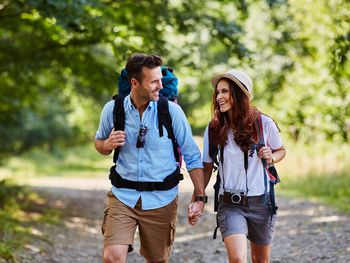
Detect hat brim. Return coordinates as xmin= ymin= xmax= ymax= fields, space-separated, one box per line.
xmin=211 ymin=73 xmax=253 ymax=101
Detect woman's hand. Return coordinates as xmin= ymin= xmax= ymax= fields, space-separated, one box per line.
xmin=258 ymin=146 xmax=274 ymax=164
xmin=187 ymin=202 xmax=204 ymax=225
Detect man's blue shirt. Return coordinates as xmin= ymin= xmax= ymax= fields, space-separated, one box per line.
xmin=96 ymin=95 xmax=203 ymax=210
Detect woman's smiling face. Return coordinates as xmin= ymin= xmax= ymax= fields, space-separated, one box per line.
xmin=216 ymin=79 xmax=233 ymax=112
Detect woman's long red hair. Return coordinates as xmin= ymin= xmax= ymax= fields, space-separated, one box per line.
xmin=209 ymin=79 xmax=260 ymax=152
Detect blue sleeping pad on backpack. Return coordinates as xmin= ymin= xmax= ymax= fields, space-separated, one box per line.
xmin=117 ymin=66 xmax=178 ymax=101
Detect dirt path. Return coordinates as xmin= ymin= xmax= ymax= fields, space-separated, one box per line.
xmin=15 ymin=177 xmax=350 ymax=263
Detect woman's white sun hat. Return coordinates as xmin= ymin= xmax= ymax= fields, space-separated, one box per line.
xmin=211 ymin=69 xmax=253 ymax=101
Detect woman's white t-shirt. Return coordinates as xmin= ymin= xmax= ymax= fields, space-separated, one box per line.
xmin=202 ymin=115 xmax=283 ymax=196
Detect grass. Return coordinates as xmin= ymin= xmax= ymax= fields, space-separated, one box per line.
xmin=0 ymin=180 xmax=62 ymax=262
xmin=272 ymin=139 xmax=350 ymax=212
xmin=279 ymin=172 xmax=350 ymax=212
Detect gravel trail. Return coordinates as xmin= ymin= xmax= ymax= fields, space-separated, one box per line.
xmin=15 ymin=178 xmax=350 ymax=263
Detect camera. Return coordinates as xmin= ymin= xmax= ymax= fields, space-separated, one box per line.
xmin=224 ymin=190 xmax=248 ymax=206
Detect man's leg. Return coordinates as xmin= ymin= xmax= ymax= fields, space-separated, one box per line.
xmin=138 ymin=197 xmax=178 ymax=262
xmin=101 ymin=192 xmax=137 ymax=262
xmin=103 ymin=245 xmax=129 ymax=263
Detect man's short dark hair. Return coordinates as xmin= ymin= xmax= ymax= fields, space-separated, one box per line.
xmin=125 ymin=54 xmax=163 ymax=83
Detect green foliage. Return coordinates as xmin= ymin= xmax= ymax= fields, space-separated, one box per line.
xmin=0 ymin=0 xmax=349 ymax=161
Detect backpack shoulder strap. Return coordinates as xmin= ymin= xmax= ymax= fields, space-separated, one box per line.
xmin=255 ymin=113 xmax=280 ymax=215
xmin=112 ymin=94 xmax=126 ymax=163
xmin=157 ymin=96 xmax=180 ymax=162
xmin=255 ymin=113 xmax=265 ymax=148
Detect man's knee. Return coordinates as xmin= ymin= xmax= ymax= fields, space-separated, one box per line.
xmin=103 ymin=246 xmax=128 ymax=263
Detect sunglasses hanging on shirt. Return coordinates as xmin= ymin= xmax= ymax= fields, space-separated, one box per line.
xmin=136 ymin=125 xmax=148 ymax=148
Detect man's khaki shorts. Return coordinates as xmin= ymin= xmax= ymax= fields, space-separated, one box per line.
xmin=101 ymin=191 xmax=178 ymax=262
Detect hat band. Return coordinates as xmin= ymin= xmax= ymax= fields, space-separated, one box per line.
xmin=240 ymin=81 xmax=249 ymax=92
xmin=233 ymin=76 xmax=249 ymax=92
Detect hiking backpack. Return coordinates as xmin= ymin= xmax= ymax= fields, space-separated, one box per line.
xmin=209 ymin=113 xmax=280 ymax=239
xmin=109 ymin=66 xmax=183 ymax=191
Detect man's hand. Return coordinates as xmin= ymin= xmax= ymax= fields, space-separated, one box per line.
xmin=105 ymin=128 xmax=126 ymax=151
xmin=187 ymin=201 xmax=205 ymax=225
xmin=95 ymin=128 xmax=126 ymax=155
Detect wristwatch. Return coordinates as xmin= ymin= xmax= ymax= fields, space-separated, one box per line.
xmin=194 ymin=195 xmax=208 ymax=203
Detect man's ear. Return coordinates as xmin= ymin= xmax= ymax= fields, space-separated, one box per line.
xmin=130 ymin=78 xmax=139 ymax=88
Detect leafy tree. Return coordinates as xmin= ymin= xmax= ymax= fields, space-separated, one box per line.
xmin=0 ymin=0 xmax=349 ymax=161
xmin=0 ymin=0 xmax=177 ymax=159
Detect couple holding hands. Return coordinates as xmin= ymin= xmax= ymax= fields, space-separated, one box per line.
xmin=95 ymin=53 xmax=286 ymax=263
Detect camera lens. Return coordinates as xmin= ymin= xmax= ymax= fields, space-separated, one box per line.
xmin=231 ymin=194 xmax=241 ymax=203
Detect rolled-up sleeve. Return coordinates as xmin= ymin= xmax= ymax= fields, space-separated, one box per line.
xmin=169 ymin=103 xmax=203 ymax=171
xmin=95 ymin=100 xmax=114 ymax=140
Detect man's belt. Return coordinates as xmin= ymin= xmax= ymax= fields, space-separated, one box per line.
xmin=109 ymin=165 xmax=183 ymax=191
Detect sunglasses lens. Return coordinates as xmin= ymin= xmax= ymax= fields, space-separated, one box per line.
xmin=136 ymin=126 xmax=147 ymax=148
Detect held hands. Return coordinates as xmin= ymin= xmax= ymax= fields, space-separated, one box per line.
xmin=187 ymin=201 xmax=205 ymax=225
xmin=258 ymin=146 xmax=274 ymax=164
xmin=105 ymin=128 xmax=126 ymax=151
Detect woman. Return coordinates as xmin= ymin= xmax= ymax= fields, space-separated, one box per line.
xmin=202 ymin=69 xmax=286 ymax=263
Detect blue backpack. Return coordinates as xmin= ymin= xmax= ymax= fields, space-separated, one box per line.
xmin=117 ymin=66 xmax=179 ymax=101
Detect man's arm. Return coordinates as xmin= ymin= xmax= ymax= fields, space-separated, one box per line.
xmin=95 ymin=129 xmax=126 ymax=155
xmin=188 ymin=168 xmax=205 ymax=197
xmin=203 ymin=162 xmax=214 ymax=189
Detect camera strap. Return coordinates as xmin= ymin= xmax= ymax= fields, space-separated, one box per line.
xmin=220 ymin=147 xmax=249 ymax=195
xmin=244 ymin=151 xmax=249 ymax=195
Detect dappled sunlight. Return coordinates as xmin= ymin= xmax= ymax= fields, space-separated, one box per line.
xmin=23 ymin=244 xmax=41 ymax=253
xmin=311 ymin=215 xmax=345 ymax=223
xmin=30 ymin=228 xmax=44 ymax=237
xmin=278 ymin=208 xmax=322 ymax=217
xmin=24 ymin=212 xmax=42 ymax=221
xmin=65 ymin=217 xmax=100 ymax=235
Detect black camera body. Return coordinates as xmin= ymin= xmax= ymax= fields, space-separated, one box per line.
xmin=223 ymin=191 xmax=248 ymax=206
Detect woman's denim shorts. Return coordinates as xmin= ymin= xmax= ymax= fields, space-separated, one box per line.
xmin=217 ymin=194 xmax=277 ymax=245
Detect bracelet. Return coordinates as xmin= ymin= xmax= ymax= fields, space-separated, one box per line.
xmin=271 ymin=155 xmax=276 ymax=164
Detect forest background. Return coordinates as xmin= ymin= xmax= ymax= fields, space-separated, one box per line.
xmin=0 ymin=0 xmax=349 ymax=260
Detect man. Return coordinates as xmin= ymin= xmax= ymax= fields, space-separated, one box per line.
xmin=95 ymin=53 xmax=206 ymax=263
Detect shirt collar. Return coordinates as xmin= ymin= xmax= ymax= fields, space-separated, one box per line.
xmin=125 ymin=95 xmax=155 ymax=113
